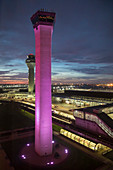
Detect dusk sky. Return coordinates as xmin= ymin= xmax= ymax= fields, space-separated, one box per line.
xmin=0 ymin=0 xmax=113 ymax=84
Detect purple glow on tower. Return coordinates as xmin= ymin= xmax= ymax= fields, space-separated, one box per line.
xmin=31 ymin=10 xmax=56 ymax=156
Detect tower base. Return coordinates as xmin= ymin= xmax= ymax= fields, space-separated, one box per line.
xmin=20 ymin=142 xmax=68 ymax=167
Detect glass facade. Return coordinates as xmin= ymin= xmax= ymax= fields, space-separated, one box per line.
xmin=85 ymin=113 xmax=113 ymax=138
xmin=74 ymin=110 xmax=84 ymax=119
xmin=60 ymin=128 xmax=105 ymax=151
xmin=53 ymin=109 xmax=75 ymax=120
xmin=74 ymin=110 xmax=113 ymax=138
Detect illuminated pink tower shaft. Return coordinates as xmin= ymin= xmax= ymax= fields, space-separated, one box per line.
xmin=31 ymin=11 xmax=56 ymax=156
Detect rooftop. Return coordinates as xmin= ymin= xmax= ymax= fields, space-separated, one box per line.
xmin=26 ymin=54 xmax=35 ymax=63
xmin=31 ymin=10 xmax=56 ymax=29
xmin=75 ymin=103 xmax=113 ymax=129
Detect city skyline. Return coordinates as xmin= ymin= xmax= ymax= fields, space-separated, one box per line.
xmin=0 ymin=0 xmax=113 ymax=84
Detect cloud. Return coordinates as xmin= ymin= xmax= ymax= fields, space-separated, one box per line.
xmin=0 ymin=0 xmax=113 ymax=84
xmin=52 ymin=48 xmax=113 ymax=65
xmin=0 ymin=71 xmax=28 ymax=80
xmin=0 ymin=71 xmax=10 ymax=74
xmin=52 ymin=72 xmax=59 ymax=75
xmin=4 ymin=64 xmax=15 ymax=67
xmin=10 ymin=72 xmax=28 ymax=79
xmin=71 ymin=65 xmax=113 ymax=75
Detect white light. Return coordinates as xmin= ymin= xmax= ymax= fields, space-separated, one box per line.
xmin=51 ymin=162 xmax=54 ymax=164
xmin=21 ymin=155 xmax=26 ymax=159
xmin=52 ymin=141 xmax=54 ymax=144
xmin=65 ymin=149 xmax=68 ymax=154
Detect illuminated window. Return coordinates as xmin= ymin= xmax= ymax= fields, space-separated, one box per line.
xmin=85 ymin=113 xmax=91 ymax=120
xmin=75 ymin=135 xmax=80 ymax=143
xmin=67 ymin=132 xmax=72 ymax=138
xmin=95 ymin=143 xmax=102 ymax=150
xmin=60 ymin=129 xmax=108 ymax=151
xmin=74 ymin=110 xmax=84 ymax=119
xmin=79 ymin=137 xmax=85 ymax=145
xmin=64 ymin=130 xmax=68 ymax=136
xmin=60 ymin=129 xmax=65 ymax=135
xmin=89 ymin=142 xmax=96 ymax=150
xmin=84 ymin=140 xmax=90 ymax=147
xmin=71 ymin=134 xmax=76 ymax=140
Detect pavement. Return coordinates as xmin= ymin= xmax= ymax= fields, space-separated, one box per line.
xmin=0 ymin=144 xmax=15 ymax=170
xmin=1 ymin=129 xmax=113 ymax=170
xmin=20 ymin=141 xmax=68 ymax=167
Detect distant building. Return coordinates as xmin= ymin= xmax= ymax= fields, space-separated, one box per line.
xmin=73 ymin=104 xmax=113 ymax=139
xmin=26 ymin=54 xmax=35 ymax=94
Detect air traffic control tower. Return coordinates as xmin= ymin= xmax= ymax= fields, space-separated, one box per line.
xmin=31 ymin=10 xmax=56 ymax=156
xmin=26 ymin=54 xmax=35 ymax=94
